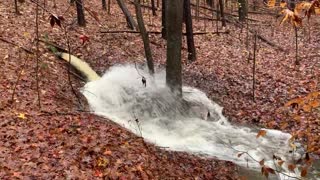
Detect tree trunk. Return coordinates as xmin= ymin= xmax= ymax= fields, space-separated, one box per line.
xmin=134 ymin=0 xmax=155 ymax=74
xmin=116 ymin=0 xmax=138 ymax=30
xmin=183 ymin=0 xmax=196 ymax=62
xmin=108 ymin=0 xmax=111 ymax=14
xmin=219 ymin=0 xmax=226 ymax=26
xmin=53 ymin=0 xmax=57 ymax=8
xmin=238 ymin=0 xmax=247 ymax=21
xmin=102 ymin=0 xmax=107 ymax=10
xmin=288 ymin=0 xmax=295 ymax=10
xmin=196 ymin=0 xmax=200 ymax=21
xmin=76 ymin=0 xmax=86 ymax=26
xmin=206 ymin=0 xmax=214 ymax=7
xmin=14 ymin=0 xmax=20 ymax=15
xmin=151 ymin=0 xmax=157 ymax=16
xmin=161 ymin=0 xmax=167 ymax=39
xmin=166 ymin=0 xmax=184 ymax=94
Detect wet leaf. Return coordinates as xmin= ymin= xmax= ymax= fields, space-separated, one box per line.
xmin=256 ymin=130 xmax=267 ymax=138
xmin=80 ymin=35 xmax=89 ymax=45
xmin=288 ymin=164 xmax=296 ymax=172
xmin=103 ymin=149 xmax=112 ymax=156
xmin=237 ymin=152 xmax=244 ymax=158
xmin=278 ymin=160 xmax=285 ymax=166
xmin=265 ymin=167 xmax=275 ymax=174
xmin=301 ymin=167 xmax=308 ymax=177
xmin=94 ymin=169 xmax=103 ymax=177
xmin=259 ymin=159 xmax=265 ymax=166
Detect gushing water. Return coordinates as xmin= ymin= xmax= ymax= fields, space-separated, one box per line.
xmin=82 ymin=64 xmax=306 ymax=179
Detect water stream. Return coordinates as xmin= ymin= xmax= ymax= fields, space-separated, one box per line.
xmin=81 ymin=64 xmax=319 ymax=179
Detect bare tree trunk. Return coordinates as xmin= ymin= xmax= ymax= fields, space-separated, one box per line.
xmin=53 ymin=0 xmax=57 ymax=8
xmin=116 ymin=0 xmax=138 ymax=30
xmin=238 ymin=0 xmax=247 ymax=21
xmin=76 ymin=0 xmax=86 ymax=26
xmin=253 ymin=0 xmax=257 ymax=11
xmin=161 ymin=0 xmax=167 ymax=39
xmin=108 ymin=0 xmax=111 ymax=14
xmin=288 ymin=0 xmax=295 ymax=10
xmin=43 ymin=0 xmax=46 ymax=16
xmin=134 ymin=0 xmax=155 ymax=74
xmin=206 ymin=0 xmax=214 ymax=7
xmin=151 ymin=0 xmax=157 ymax=16
xmin=219 ymin=0 xmax=226 ymax=27
xmin=14 ymin=0 xmax=20 ymax=15
xmin=166 ymin=0 xmax=184 ymax=94
xmin=196 ymin=0 xmax=200 ymax=21
xmin=184 ymin=0 xmax=196 ymax=62
xmin=102 ymin=0 xmax=107 ymax=10
xmin=216 ymin=0 xmax=220 ymax=34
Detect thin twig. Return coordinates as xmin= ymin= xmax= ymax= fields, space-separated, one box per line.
xmin=295 ymin=27 xmax=299 ymax=65
xmin=100 ymin=30 xmax=230 ymax=35
xmin=64 ymin=26 xmax=83 ymax=109
xmin=217 ymin=137 xmax=302 ymax=180
xmin=252 ymin=32 xmax=257 ymax=102
xmin=35 ymin=0 xmax=41 ymax=109
xmin=0 ymin=37 xmax=34 ymax=54
xmin=11 ymin=54 xmax=29 ymax=103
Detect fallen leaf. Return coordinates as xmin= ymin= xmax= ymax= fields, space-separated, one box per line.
xmin=17 ymin=113 xmax=26 ymax=120
xmin=256 ymin=130 xmax=267 ymax=138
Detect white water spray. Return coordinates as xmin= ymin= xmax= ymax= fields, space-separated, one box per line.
xmin=82 ymin=64 xmax=304 ymax=179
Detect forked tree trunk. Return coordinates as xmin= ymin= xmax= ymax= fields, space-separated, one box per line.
xmin=76 ymin=0 xmax=86 ymax=26
xmin=166 ymin=0 xmax=184 ymax=94
xmin=184 ymin=0 xmax=196 ymax=62
xmin=134 ymin=0 xmax=155 ymax=74
xmin=116 ymin=0 xmax=138 ymax=30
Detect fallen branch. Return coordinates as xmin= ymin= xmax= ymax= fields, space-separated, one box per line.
xmin=129 ymin=1 xmax=158 ymax=11
xmin=226 ymin=19 xmax=285 ymax=52
xmin=300 ymin=54 xmax=320 ymax=59
xmin=248 ymin=11 xmax=278 ymax=16
xmin=65 ymin=67 xmax=86 ymax=82
xmin=0 ymin=36 xmax=33 ymax=54
xmin=192 ymin=15 xmax=218 ymax=21
xmin=190 ymin=3 xmax=260 ymax=22
xmin=37 ymin=38 xmax=68 ymax=53
xmin=256 ymin=33 xmax=285 ymax=51
xmin=100 ymin=30 xmax=229 ymax=35
xmin=39 ymin=39 xmax=86 ymax=82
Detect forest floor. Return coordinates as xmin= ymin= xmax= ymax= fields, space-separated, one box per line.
xmin=0 ymin=0 xmax=319 ymax=179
